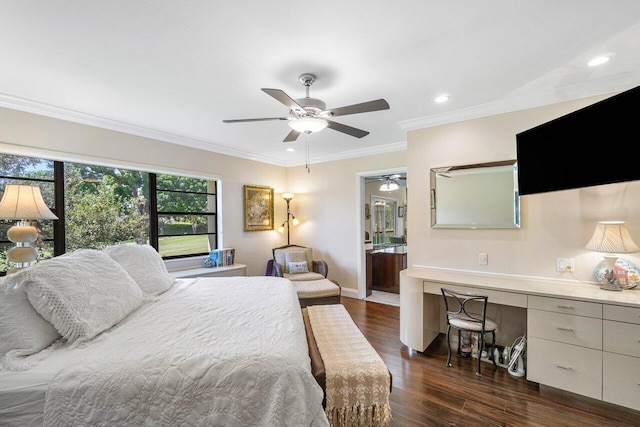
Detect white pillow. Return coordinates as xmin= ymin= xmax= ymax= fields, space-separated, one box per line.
xmin=5 ymin=249 xmax=144 ymax=344
xmin=0 ymin=276 xmax=60 ymax=362
xmin=284 ymin=250 xmax=312 ymax=274
xmin=287 ymin=261 xmax=309 ymax=274
xmin=104 ymin=243 xmax=175 ymax=296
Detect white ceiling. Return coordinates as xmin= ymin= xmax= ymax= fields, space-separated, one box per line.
xmin=1 ymin=1 xmax=639 ymax=167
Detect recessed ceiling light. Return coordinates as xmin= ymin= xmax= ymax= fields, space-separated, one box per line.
xmin=286 ymin=147 xmax=295 ymax=152
xmin=588 ymin=56 xmax=610 ymax=67
xmin=434 ymin=94 xmax=449 ymax=103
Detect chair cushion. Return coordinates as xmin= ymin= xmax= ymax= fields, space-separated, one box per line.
xmin=291 ymin=279 xmax=340 ymax=299
xmin=449 ymin=316 xmax=497 ymax=332
xmin=283 ymin=271 xmax=325 ymax=281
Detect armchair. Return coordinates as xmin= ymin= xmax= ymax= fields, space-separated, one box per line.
xmin=270 ymin=244 xmax=328 ymax=281
xmin=267 ymin=244 xmax=340 ymax=307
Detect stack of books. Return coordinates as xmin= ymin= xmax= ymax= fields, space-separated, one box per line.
xmin=209 ymin=248 xmax=235 ymax=267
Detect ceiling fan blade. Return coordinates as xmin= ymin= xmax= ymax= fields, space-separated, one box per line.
xmin=223 ymin=117 xmax=288 ymax=123
xmin=327 ymin=99 xmax=390 ymax=117
xmin=283 ymin=129 xmax=300 ymax=142
xmin=262 ymin=88 xmax=306 ymax=115
xmin=326 ymin=120 xmax=369 ymax=138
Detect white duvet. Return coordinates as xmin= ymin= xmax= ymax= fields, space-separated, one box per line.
xmin=12 ymin=277 xmax=328 ymax=426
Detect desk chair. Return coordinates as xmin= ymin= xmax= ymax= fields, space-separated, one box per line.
xmin=441 ymin=288 xmax=497 ymax=376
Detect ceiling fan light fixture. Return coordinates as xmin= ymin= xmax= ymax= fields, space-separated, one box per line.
xmin=288 ymin=117 xmax=328 ymax=134
xmin=380 ymin=180 xmax=400 ymax=192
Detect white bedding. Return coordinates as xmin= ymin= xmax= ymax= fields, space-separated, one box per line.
xmin=0 ymin=277 xmax=328 ymax=426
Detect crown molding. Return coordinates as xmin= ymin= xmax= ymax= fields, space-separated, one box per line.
xmin=399 ymin=76 xmax=640 ymax=131
xmin=0 ymin=92 xmax=291 ymax=166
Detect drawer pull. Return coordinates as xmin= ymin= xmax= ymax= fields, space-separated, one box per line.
xmin=556 ymin=305 xmax=574 ymax=309
xmin=554 ymin=363 xmax=573 ymax=370
xmin=554 ymin=326 xmax=574 ymax=332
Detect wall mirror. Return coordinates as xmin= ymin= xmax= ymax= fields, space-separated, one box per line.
xmin=430 ymin=160 xmax=520 ymax=229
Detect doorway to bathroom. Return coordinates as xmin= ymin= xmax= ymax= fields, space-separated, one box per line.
xmin=357 ymin=168 xmax=407 ymax=306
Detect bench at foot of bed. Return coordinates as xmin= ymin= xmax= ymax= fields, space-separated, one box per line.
xmin=302 ymin=304 xmax=392 ymax=427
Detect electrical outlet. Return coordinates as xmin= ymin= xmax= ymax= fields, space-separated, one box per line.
xmin=556 ymin=258 xmax=575 ymax=272
xmin=478 ymin=253 xmax=488 ymax=265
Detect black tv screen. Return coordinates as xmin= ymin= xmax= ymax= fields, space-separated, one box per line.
xmin=516 ymin=85 xmax=640 ymax=195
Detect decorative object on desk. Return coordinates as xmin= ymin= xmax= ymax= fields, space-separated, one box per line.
xmin=585 ymin=221 xmax=640 ymax=291
xmin=243 ymin=185 xmax=273 ymax=231
xmin=209 ymin=248 xmax=235 ymax=267
xmin=277 ymin=193 xmax=300 ymax=245
xmin=0 ymin=184 xmax=58 ymax=274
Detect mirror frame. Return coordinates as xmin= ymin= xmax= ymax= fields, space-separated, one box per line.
xmin=430 ymin=160 xmax=520 ymax=229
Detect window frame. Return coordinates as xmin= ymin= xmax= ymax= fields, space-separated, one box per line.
xmin=0 ymin=153 xmax=220 ymax=268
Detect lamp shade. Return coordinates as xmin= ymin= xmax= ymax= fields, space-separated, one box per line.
xmin=0 ymin=184 xmax=58 ymax=220
xmin=585 ymin=221 xmax=640 ymax=253
xmin=288 ymin=117 xmax=328 ymax=133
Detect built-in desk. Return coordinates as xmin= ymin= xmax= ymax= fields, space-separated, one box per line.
xmin=400 ymin=267 xmax=640 ymax=411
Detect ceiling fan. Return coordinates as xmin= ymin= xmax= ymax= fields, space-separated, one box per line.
xmin=373 ymin=174 xmax=405 ymax=191
xmin=223 ymin=73 xmax=390 ymax=142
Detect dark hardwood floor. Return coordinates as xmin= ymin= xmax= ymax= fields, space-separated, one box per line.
xmin=340 ymin=297 xmax=640 ymax=427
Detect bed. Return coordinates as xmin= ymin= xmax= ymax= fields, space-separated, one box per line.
xmin=0 ymin=245 xmax=328 ymax=426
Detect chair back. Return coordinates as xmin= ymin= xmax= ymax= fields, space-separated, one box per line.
xmin=272 ymin=244 xmax=313 ymax=274
xmin=441 ymin=288 xmax=490 ymax=332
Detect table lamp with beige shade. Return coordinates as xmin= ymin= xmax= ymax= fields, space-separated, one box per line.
xmin=585 ymin=221 xmax=640 ymax=290
xmin=0 ymin=184 xmax=58 ymax=273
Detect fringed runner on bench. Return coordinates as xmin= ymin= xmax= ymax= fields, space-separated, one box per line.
xmin=306 ymin=304 xmax=391 ymax=427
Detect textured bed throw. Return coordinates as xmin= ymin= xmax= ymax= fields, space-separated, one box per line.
xmin=307 ymin=304 xmax=391 ymax=427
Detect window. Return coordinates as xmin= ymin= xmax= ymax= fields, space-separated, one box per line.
xmin=0 ymin=153 xmax=218 ymax=272
xmin=153 ymin=174 xmax=217 ymax=258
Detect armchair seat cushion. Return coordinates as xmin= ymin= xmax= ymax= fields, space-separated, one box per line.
xmin=284 ymin=271 xmax=326 ymax=281
xmin=291 ymin=279 xmax=341 ymax=299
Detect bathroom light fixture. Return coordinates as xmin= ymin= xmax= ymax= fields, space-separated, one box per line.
xmin=277 ymin=193 xmax=300 ymax=244
xmin=379 ymin=177 xmax=399 ymax=192
xmin=0 ymin=184 xmax=58 ymax=273
xmin=288 ymin=117 xmax=328 ymax=134
xmin=585 ymin=221 xmax=640 ymax=290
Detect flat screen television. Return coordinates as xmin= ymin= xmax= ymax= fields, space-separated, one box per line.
xmin=516 ymin=85 xmax=640 ymax=195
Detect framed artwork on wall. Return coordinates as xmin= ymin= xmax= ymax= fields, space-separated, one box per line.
xmin=244 ymin=185 xmax=274 ymax=231
xmin=398 ymin=206 xmax=405 ymax=217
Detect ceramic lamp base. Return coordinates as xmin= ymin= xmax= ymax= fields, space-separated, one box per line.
xmin=594 ymin=258 xmax=640 ymax=290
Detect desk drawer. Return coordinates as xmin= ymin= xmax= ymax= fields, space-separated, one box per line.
xmin=528 ymin=295 xmax=602 ymax=318
xmin=423 ymin=281 xmax=527 ymax=307
xmin=528 ymin=309 xmax=602 ymax=350
xmin=603 ymin=320 xmax=640 ymax=357
xmin=603 ymin=304 xmax=640 ymax=324
xmin=527 ymin=337 xmax=602 ymax=400
xmin=603 ymin=352 xmax=640 ymax=411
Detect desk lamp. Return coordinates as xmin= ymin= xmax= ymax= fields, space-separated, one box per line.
xmin=585 ymin=221 xmax=640 ymax=290
xmin=0 ymin=184 xmax=58 ymax=273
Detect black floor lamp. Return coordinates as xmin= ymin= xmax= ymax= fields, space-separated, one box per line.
xmin=277 ymin=193 xmax=300 ymax=245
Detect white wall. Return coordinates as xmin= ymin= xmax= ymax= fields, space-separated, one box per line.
xmin=4 ymin=91 xmax=638 ymax=295
xmin=284 ymin=152 xmax=406 ymax=294
xmin=0 ymin=107 xmax=287 ymax=276
xmin=407 ymin=92 xmax=640 ymax=284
